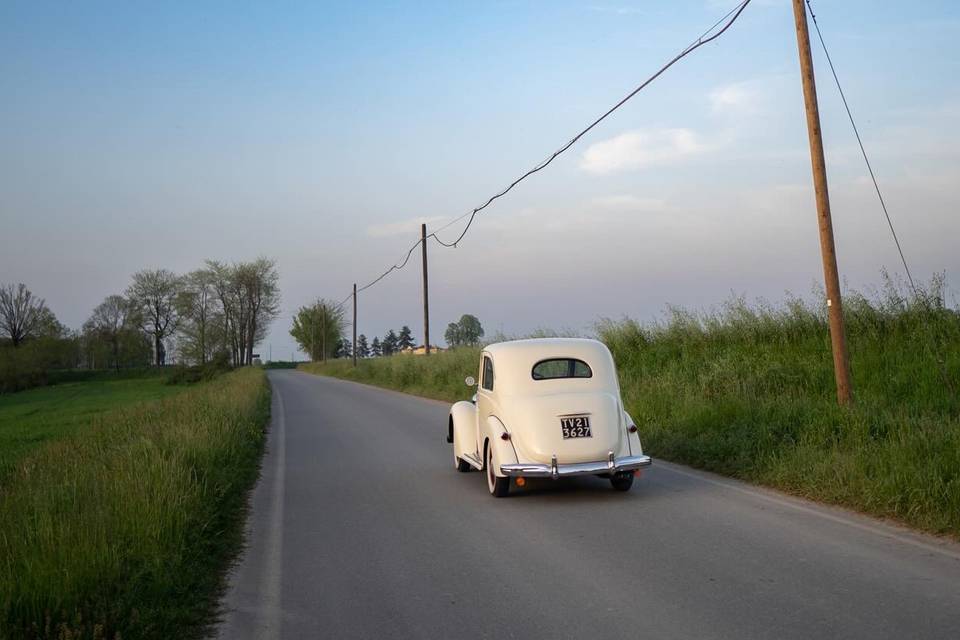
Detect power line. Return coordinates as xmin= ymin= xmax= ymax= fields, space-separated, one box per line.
xmin=804 ymin=0 xmax=916 ymax=293
xmin=357 ymin=238 xmax=423 ymax=293
xmin=328 ymin=0 xmax=754 ymax=307
xmin=428 ymin=0 xmax=753 ymax=248
xmin=805 ymin=0 xmax=954 ymax=392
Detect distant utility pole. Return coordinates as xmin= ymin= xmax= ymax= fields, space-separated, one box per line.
xmin=792 ymin=0 xmax=853 ymax=406
xmin=321 ymin=305 xmax=327 ymax=364
xmin=421 ymin=223 xmax=430 ymax=355
xmin=352 ymin=283 xmax=358 ymax=367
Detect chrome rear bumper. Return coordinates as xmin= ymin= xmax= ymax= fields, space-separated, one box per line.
xmin=500 ymin=451 xmax=652 ymax=480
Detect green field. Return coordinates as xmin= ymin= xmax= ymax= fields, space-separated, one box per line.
xmin=0 ymin=373 xmax=182 ymax=482
xmin=300 ymin=285 xmax=960 ymax=538
xmin=0 ymin=367 xmax=270 ymax=639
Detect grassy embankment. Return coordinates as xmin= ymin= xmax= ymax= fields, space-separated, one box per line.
xmin=300 ymin=285 xmax=960 ymax=537
xmin=0 ymin=367 xmax=270 ymax=639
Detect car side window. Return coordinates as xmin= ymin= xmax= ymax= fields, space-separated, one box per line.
xmin=482 ymin=356 xmax=494 ymax=391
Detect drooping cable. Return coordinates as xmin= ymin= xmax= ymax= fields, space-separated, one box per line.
xmin=428 ymin=0 xmax=753 ymax=248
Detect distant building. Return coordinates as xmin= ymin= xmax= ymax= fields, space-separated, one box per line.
xmin=400 ymin=344 xmax=445 ymax=355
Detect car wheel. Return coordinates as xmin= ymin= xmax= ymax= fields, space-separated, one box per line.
xmin=486 ymin=444 xmax=509 ymax=497
xmin=610 ymin=472 xmax=634 ymax=492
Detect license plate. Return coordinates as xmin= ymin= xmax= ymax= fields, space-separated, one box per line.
xmin=560 ymin=416 xmax=592 ymax=439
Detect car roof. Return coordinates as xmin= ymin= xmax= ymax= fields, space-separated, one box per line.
xmin=481 ymin=338 xmax=618 ymax=393
xmin=483 ymin=337 xmax=610 ymax=361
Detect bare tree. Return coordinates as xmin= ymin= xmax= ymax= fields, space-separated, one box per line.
xmin=127 ymin=269 xmax=181 ymax=366
xmin=0 ymin=283 xmax=49 ymax=347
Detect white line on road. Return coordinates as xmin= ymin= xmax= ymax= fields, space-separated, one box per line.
xmin=256 ymin=383 xmax=286 ymax=639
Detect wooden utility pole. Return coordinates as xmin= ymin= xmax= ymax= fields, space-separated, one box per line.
xmin=321 ymin=305 xmax=326 ymax=364
xmin=421 ymin=224 xmax=430 ymax=356
xmin=792 ymin=0 xmax=853 ymax=405
xmin=352 ymin=283 xmax=358 ymax=367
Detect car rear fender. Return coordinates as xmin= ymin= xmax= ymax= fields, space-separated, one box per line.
xmin=484 ymin=415 xmax=519 ymax=477
xmin=624 ymin=409 xmax=644 ymax=457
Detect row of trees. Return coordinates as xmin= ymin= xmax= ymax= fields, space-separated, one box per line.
xmin=89 ymin=258 xmax=281 ymax=368
xmin=334 ymin=325 xmax=416 ymax=359
xmin=289 ymin=299 xmax=421 ymax=360
xmin=1 ymin=257 xmax=280 ymax=381
xmin=288 ymin=302 xmax=486 ymax=361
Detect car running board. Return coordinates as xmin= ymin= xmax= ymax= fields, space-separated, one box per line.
xmin=462 ymin=452 xmax=484 ymax=470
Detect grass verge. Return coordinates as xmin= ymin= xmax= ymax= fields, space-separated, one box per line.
xmin=0 ymin=372 xmax=181 ymax=483
xmin=300 ymin=282 xmax=960 ymax=537
xmin=0 ymin=367 xmax=270 ymax=639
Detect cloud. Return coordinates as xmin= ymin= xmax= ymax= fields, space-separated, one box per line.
xmin=709 ymin=82 xmax=757 ymax=115
xmin=366 ymin=216 xmax=447 ymax=238
xmin=579 ymin=128 xmax=706 ymax=174
xmin=590 ymin=194 xmax=667 ymax=212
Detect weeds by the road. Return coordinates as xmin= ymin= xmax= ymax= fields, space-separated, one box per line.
xmin=600 ymin=276 xmax=960 ymax=536
xmin=302 ymin=275 xmax=960 ymax=536
xmin=0 ymin=367 xmax=270 ymax=639
xmin=300 ymin=348 xmax=479 ymax=402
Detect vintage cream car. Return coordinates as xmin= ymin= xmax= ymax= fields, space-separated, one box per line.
xmin=447 ymin=338 xmax=651 ymax=497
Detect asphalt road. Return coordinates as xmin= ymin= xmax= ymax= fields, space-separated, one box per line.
xmin=217 ymin=370 xmax=960 ymax=639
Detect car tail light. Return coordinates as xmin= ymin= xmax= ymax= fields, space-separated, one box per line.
xmin=500 ymin=432 xmax=511 ymax=441
xmin=515 ymin=477 xmax=526 ymax=487
xmin=628 ymin=424 xmax=638 ymax=433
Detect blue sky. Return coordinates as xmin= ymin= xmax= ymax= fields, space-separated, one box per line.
xmin=2 ymin=1 xmax=959 ymax=358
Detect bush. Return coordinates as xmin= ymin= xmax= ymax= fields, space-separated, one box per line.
xmin=165 ymin=352 xmax=233 ymax=386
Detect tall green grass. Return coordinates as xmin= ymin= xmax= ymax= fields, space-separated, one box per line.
xmin=0 ymin=367 xmax=270 ymax=639
xmin=600 ymin=277 xmax=959 ymax=536
xmin=302 ymin=275 xmax=960 ymax=536
xmin=300 ymin=348 xmax=481 ymax=402
xmin=0 ymin=372 xmax=181 ymax=483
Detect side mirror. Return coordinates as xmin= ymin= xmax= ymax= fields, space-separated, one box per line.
xmin=465 ymin=376 xmax=476 ymax=387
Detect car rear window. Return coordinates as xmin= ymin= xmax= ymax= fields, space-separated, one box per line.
xmin=531 ymin=358 xmax=593 ymax=380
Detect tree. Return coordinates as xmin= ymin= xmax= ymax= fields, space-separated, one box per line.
xmin=381 ymin=329 xmax=399 ymax=356
xmin=444 ymin=322 xmax=461 ymax=348
xmin=238 ymin=257 xmax=281 ymax=366
xmin=334 ymin=338 xmax=352 ymax=359
xmin=84 ymin=295 xmax=141 ymax=372
xmin=0 ymin=283 xmax=50 ymax=347
xmin=397 ymin=325 xmax=415 ymax=351
xmin=206 ymin=260 xmax=238 ymax=363
xmin=445 ymin=314 xmax=484 ymax=348
xmin=127 ymin=269 xmax=182 ymax=366
xmin=356 ymin=334 xmax=370 ymax=358
xmin=370 ymin=336 xmax=382 ymax=357
xmin=206 ymin=257 xmax=281 ymax=366
xmin=290 ymin=299 xmax=344 ymax=361
xmin=176 ymin=269 xmax=219 ymax=365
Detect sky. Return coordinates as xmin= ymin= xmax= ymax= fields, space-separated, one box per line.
xmin=2 ymin=0 xmax=959 ymax=359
